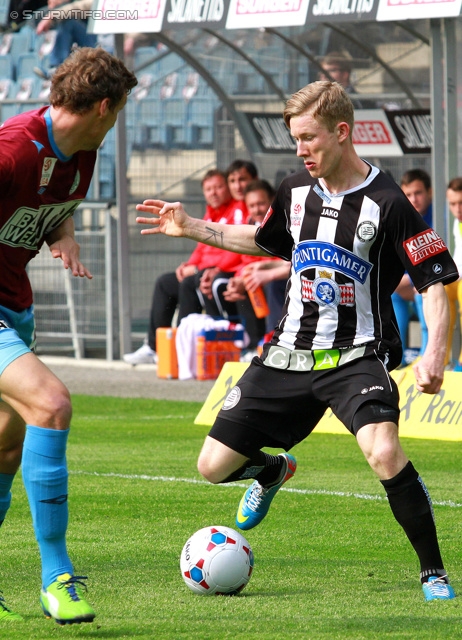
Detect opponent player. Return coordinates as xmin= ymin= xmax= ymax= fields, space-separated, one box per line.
xmin=135 ymin=81 xmax=458 ymax=601
xmin=0 ymin=47 xmax=137 ymax=624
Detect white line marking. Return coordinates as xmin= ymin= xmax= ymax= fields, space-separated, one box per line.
xmin=69 ymin=471 xmax=462 ymax=508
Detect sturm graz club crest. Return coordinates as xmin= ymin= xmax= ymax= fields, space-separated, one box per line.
xmin=313 ymin=276 xmax=341 ymax=307
xmin=356 ymin=221 xmax=377 ymax=243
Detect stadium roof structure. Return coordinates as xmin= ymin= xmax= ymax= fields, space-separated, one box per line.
xmin=88 ymin=0 xmax=460 ymax=355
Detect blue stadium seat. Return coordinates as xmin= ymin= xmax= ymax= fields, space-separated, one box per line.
xmin=16 ymin=52 xmax=41 ymax=81
xmin=0 ymin=0 xmax=9 ymax=28
xmin=134 ymin=46 xmax=159 ymax=74
xmin=185 ymin=97 xmax=215 ymax=148
xmin=8 ymin=29 xmax=34 ymax=77
xmin=158 ymin=52 xmax=185 ymax=78
xmin=0 ymin=102 xmax=18 ymax=122
xmin=138 ymin=97 xmax=164 ymax=148
xmin=162 ymin=97 xmax=187 ymax=148
xmin=0 ymin=78 xmax=18 ymax=122
xmin=0 ymin=53 xmax=13 ymax=79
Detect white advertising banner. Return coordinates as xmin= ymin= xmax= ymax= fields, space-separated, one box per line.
xmin=352 ymin=110 xmax=403 ymax=157
xmin=89 ymin=0 xmax=166 ymax=34
xmin=377 ymin=0 xmax=462 ymax=21
xmin=226 ymin=0 xmax=310 ymax=28
xmin=89 ymin=0 xmax=462 ymax=32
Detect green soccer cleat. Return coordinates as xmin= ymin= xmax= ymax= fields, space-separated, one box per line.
xmin=236 ymin=453 xmax=297 ymax=531
xmin=40 ymin=573 xmax=95 ymax=625
xmin=0 ymin=592 xmax=23 ymax=621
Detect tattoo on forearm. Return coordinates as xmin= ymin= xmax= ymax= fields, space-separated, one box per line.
xmin=205 ymin=226 xmax=224 ymax=247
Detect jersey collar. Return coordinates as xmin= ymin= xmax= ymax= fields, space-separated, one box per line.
xmin=44 ymin=107 xmax=73 ymax=163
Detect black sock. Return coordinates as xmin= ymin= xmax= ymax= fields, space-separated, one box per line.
xmin=222 ymin=452 xmax=284 ymax=487
xmin=381 ymin=461 xmax=445 ymax=582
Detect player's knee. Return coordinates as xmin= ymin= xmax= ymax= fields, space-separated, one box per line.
xmin=368 ymin=438 xmax=398 ymax=468
xmin=30 ymin=385 xmax=72 ymax=429
xmin=197 ymin=454 xmax=227 ymax=484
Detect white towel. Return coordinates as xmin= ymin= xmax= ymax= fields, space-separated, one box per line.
xmin=175 ymin=314 xmax=247 ymax=380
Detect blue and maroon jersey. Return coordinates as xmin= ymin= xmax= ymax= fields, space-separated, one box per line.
xmin=0 ymin=106 xmax=96 ymax=311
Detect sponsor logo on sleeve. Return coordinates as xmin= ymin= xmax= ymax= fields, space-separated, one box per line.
xmin=39 ymin=157 xmax=57 ymax=187
xmin=403 ymin=230 xmax=447 ymax=266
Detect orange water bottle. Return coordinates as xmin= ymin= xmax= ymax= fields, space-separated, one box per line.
xmin=244 ymin=275 xmax=269 ymax=319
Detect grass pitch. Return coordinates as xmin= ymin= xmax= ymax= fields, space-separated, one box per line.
xmin=1 ymin=395 xmax=461 ymax=639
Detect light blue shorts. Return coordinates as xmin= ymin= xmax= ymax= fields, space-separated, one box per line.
xmin=0 ymin=304 xmax=35 ymax=376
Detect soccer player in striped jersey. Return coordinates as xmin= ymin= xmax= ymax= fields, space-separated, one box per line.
xmin=136 ymin=81 xmax=458 ymax=601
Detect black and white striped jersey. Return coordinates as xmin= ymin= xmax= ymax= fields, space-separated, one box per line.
xmin=255 ymin=163 xmax=459 ymax=370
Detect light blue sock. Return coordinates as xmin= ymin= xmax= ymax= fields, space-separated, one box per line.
xmin=21 ymin=425 xmax=73 ymax=589
xmin=0 ymin=472 xmax=14 ymax=525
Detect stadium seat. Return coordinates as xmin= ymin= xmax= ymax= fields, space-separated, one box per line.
xmin=0 ymin=0 xmax=9 ymax=27
xmin=131 ymin=72 xmax=157 ymax=102
xmin=162 ymin=97 xmax=187 ymax=148
xmin=8 ymin=29 xmax=34 ymax=77
xmin=16 ymin=51 xmax=41 ymax=80
xmin=138 ymin=97 xmax=164 ymax=148
xmin=34 ymin=30 xmax=57 ymax=60
xmin=233 ymin=70 xmax=265 ymax=95
xmin=0 ymin=78 xmax=18 ymax=122
xmin=0 ymin=53 xmax=13 ymax=79
xmin=15 ymin=76 xmax=40 ymax=113
xmin=185 ymin=97 xmax=215 ymax=148
xmin=134 ymin=46 xmax=158 ymax=74
xmin=158 ymin=52 xmax=185 ymax=79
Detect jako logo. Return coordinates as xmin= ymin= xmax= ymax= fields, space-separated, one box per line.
xmin=361 ymin=385 xmax=384 ymax=394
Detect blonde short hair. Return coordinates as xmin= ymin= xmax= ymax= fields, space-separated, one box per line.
xmin=283 ymin=81 xmax=354 ymax=136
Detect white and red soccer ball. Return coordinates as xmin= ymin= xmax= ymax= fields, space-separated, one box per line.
xmin=180 ymin=526 xmax=254 ymax=595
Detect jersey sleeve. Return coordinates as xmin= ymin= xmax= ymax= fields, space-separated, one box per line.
xmin=254 ymin=185 xmax=293 ymax=260
xmin=384 ymin=190 xmax=459 ymax=292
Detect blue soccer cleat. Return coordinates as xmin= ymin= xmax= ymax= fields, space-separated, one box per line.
xmin=422 ymin=576 xmax=456 ymax=601
xmin=236 ymin=453 xmax=297 ymax=531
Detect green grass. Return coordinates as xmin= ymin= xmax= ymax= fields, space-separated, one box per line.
xmin=2 ymin=395 xmax=462 ymax=639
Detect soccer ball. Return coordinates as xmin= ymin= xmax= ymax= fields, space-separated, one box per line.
xmin=180 ymin=525 xmax=254 ymax=595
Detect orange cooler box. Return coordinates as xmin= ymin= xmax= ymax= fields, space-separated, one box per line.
xmin=156 ymin=327 xmax=178 ymax=379
xmin=196 ymin=328 xmax=243 ymax=380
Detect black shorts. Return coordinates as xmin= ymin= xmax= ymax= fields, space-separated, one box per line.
xmin=208 ymin=353 xmax=399 ymax=457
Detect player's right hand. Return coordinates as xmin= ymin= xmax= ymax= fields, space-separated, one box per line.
xmin=136 ymin=200 xmax=188 ymax=237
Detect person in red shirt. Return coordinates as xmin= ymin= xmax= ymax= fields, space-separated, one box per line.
xmin=197 ymin=160 xmax=258 ymax=320
xmin=222 ymin=179 xmax=291 ymax=356
xmin=0 ymin=47 xmax=137 ymax=624
xmin=123 ymin=169 xmax=245 ymax=365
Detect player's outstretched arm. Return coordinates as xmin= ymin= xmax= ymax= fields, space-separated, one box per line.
xmin=413 ymin=282 xmax=448 ymax=394
xmin=136 ymin=199 xmax=267 ymax=256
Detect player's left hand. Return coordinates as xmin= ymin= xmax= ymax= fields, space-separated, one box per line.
xmin=49 ymin=236 xmax=93 ymax=279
